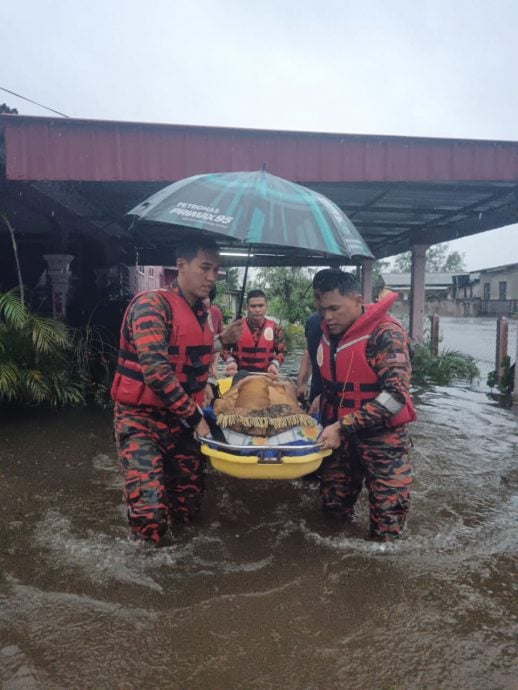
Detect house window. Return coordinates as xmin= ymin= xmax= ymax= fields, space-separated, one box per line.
xmin=149 ymin=267 xmax=154 ymax=277
xmin=137 ymin=265 xmax=145 ymax=276
xmin=499 ymin=281 xmax=507 ymax=300
xmin=483 ymin=283 xmax=490 ymax=300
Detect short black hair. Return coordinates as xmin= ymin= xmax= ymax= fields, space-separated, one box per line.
xmin=312 ymin=269 xmax=361 ymax=296
xmin=176 ymin=239 xmax=219 ymax=262
xmin=247 ymin=289 xmax=267 ymax=302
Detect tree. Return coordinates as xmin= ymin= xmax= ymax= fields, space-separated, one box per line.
xmin=0 ymin=103 xmax=18 ymax=114
xmin=254 ymin=266 xmax=314 ymax=323
xmin=441 ymin=250 xmax=465 ymax=272
xmin=392 ymin=243 xmax=465 ymax=273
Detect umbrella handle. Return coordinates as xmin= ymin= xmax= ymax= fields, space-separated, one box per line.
xmin=236 ymin=246 xmax=252 ymax=318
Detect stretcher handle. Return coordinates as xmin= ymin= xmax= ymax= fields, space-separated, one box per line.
xmin=196 ymin=435 xmax=327 ymax=453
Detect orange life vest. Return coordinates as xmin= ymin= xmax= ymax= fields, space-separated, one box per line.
xmin=318 ymin=293 xmax=416 ymax=427
xmin=110 ymin=289 xmax=214 ymax=408
xmin=233 ymin=318 xmax=277 ymax=372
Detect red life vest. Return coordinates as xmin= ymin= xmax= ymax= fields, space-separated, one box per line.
xmin=111 ymin=289 xmax=214 ymax=408
xmin=233 ymin=318 xmax=277 ymax=372
xmin=318 ymin=293 xmax=416 ymax=428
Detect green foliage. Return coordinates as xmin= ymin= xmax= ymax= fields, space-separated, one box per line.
xmin=487 ymin=355 xmax=514 ymax=395
xmin=222 ymin=267 xmax=240 ymax=291
xmin=254 ymin=267 xmax=314 ymax=323
xmin=411 ymin=345 xmax=480 ymax=386
xmin=0 ymin=288 xmax=84 ymax=407
xmin=392 ymin=243 xmax=466 ymax=273
xmin=282 ymin=323 xmax=306 ymax=352
xmin=214 ymin=268 xmax=240 ymax=321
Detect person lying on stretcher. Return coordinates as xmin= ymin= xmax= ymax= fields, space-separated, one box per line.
xmin=202 ymin=373 xmax=321 ymax=451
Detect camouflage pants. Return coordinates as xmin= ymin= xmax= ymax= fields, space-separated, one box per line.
xmin=114 ymin=403 xmax=205 ymax=543
xmin=320 ymin=427 xmax=411 ymax=540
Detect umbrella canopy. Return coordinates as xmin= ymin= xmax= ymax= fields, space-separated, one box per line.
xmin=128 ymin=170 xmax=373 ymax=265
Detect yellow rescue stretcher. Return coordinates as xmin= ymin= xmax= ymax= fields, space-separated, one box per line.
xmin=199 ymin=438 xmax=331 ymax=480
xmin=199 ymin=376 xmax=331 ymax=480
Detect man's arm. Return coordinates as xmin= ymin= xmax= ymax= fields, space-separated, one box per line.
xmin=218 ymin=319 xmax=243 ymax=374
xmin=129 ymin=292 xmax=202 ymax=427
xmin=269 ymin=322 xmax=287 ymax=369
xmin=296 ymin=349 xmax=311 ymax=399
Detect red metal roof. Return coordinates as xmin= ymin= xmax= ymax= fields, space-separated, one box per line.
xmin=3 ymin=115 xmax=518 ymax=183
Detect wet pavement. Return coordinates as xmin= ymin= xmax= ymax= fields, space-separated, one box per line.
xmin=1 ymin=385 xmax=517 ymax=689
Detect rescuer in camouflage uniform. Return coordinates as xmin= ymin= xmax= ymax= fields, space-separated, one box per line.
xmin=316 ymin=270 xmax=416 ymax=541
xmin=222 ymin=289 xmax=287 ymax=376
xmin=111 ymin=239 xmax=242 ymax=545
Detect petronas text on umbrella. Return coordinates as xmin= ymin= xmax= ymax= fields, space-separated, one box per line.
xmin=169 ymin=202 xmax=233 ymax=225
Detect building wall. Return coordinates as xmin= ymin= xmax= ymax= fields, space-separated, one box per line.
xmin=478 ymin=266 xmax=518 ymax=301
xmin=135 ymin=266 xmax=166 ymax=293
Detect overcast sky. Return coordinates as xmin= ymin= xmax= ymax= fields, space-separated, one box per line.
xmin=2 ymin=0 xmax=517 ymax=270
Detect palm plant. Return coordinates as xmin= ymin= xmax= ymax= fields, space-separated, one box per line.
xmin=0 ymin=288 xmax=84 ymax=406
xmin=411 ymin=344 xmax=480 ymax=387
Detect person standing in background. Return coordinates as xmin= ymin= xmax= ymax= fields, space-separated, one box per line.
xmin=223 ymin=289 xmax=286 ymax=377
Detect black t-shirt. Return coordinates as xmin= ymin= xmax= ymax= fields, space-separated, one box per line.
xmin=305 ymin=312 xmax=323 ymax=401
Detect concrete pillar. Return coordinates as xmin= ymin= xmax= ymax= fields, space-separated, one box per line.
xmin=495 ymin=316 xmax=509 ymax=382
xmin=512 ymin=336 xmax=518 ymax=411
xmin=409 ymin=244 xmax=429 ymax=341
xmin=429 ymin=313 xmax=440 ymax=355
xmin=43 ymin=254 xmax=75 ymax=319
xmin=361 ymin=259 xmax=374 ymax=302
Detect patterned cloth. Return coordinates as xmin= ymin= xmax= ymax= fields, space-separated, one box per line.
xmin=115 ymin=405 xmax=205 ymax=543
xmin=320 ymin=427 xmax=411 ymax=540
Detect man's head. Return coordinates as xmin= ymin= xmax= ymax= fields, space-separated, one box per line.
xmin=312 ymin=269 xmax=363 ymax=335
xmin=246 ymin=289 xmax=268 ymax=324
xmin=176 ymin=239 xmax=220 ymax=304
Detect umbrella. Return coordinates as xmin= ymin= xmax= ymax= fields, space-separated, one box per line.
xmin=128 ymin=169 xmax=373 ymax=313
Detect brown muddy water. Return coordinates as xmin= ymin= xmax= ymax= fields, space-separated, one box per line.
xmin=1 ymin=386 xmax=517 ymax=689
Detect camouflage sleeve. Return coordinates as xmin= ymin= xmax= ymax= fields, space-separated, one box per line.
xmin=127 ymin=293 xmax=202 ymax=426
xmin=339 ymin=322 xmax=412 ymax=434
xmin=272 ymin=322 xmax=287 ymax=365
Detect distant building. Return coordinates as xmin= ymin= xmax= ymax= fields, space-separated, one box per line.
xmin=377 ymin=272 xmax=465 ymax=300
xmin=454 ymin=263 xmax=518 ymax=316
xmin=128 ymin=265 xmax=238 ymax=319
xmin=376 ymin=264 xmax=518 ymax=318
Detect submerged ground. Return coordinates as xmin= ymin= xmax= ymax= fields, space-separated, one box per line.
xmin=1 ymin=380 xmax=517 ymax=689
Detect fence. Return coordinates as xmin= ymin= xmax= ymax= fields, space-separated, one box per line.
xmin=478 ymin=300 xmax=518 ymax=317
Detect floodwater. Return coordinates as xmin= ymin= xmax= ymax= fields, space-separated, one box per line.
xmin=438 ymin=316 xmax=518 ymax=386
xmin=1 ymin=369 xmax=518 ymax=688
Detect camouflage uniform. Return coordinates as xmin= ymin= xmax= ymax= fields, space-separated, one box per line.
xmin=115 ymin=405 xmax=205 ymax=542
xmin=320 ymin=320 xmax=413 ymax=540
xmin=113 ymin=287 xmax=209 ymax=544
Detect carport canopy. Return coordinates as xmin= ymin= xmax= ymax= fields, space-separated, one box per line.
xmin=1 ymin=114 xmax=518 ymax=266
